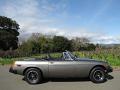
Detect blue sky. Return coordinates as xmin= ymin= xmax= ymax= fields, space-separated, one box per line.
xmin=0 ymin=0 xmax=120 ymax=44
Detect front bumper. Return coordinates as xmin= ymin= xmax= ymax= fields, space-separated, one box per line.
xmin=9 ymin=67 xmax=17 ymax=74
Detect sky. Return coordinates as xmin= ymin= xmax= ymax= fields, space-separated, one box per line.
xmin=0 ymin=0 xmax=120 ymax=44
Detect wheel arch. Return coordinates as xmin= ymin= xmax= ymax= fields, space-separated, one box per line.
xmin=89 ymin=65 xmax=106 ymax=76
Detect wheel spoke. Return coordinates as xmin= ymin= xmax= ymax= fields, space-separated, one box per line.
xmin=93 ymin=70 xmax=104 ymax=81
xmin=27 ymin=70 xmax=39 ymax=83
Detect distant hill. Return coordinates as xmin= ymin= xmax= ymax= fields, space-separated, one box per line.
xmin=100 ymin=44 xmax=120 ymax=48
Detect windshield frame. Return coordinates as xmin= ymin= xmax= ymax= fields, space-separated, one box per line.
xmin=63 ymin=51 xmax=77 ymax=60
xmin=67 ymin=51 xmax=77 ymax=60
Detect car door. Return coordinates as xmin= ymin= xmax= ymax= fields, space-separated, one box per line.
xmin=49 ymin=52 xmax=80 ymax=78
xmin=71 ymin=60 xmax=91 ymax=77
xmin=49 ymin=60 xmax=78 ymax=78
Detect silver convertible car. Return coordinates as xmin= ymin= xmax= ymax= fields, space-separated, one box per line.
xmin=9 ymin=51 xmax=113 ymax=84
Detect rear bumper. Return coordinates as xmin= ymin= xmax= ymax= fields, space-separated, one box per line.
xmin=9 ymin=67 xmax=17 ymax=74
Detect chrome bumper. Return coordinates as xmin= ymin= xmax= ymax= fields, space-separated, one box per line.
xmin=106 ymin=66 xmax=113 ymax=73
xmin=9 ymin=67 xmax=17 ymax=74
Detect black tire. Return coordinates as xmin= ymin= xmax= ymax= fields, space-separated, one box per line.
xmin=90 ymin=67 xmax=106 ymax=83
xmin=24 ymin=68 xmax=42 ymax=84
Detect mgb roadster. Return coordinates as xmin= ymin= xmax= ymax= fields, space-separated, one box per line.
xmin=9 ymin=51 xmax=113 ymax=84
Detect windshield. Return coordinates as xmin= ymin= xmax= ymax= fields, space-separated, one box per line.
xmin=67 ymin=51 xmax=76 ymax=59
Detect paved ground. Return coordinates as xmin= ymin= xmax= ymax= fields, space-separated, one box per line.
xmin=0 ymin=65 xmax=120 ymax=90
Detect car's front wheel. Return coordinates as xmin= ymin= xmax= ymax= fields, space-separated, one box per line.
xmin=24 ymin=68 xmax=42 ymax=84
xmin=90 ymin=67 xmax=106 ymax=83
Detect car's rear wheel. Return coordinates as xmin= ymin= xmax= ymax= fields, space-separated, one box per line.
xmin=24 ymin=68 xmax=42 ymax=84
xmin=90 ymin=67 xmax=106 ymax=83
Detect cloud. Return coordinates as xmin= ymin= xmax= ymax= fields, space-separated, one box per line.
xmin=92 ymin=36 xmax=120 ymax=44
xmin=88 ymin=0 xmax=113 ymax=24
xmin=0 ymin=0 xmax=120 ymax=44
xmin=59 ymin=28 xmax=120 ymax=44
xmin=2 ymin=0 xmax=55 ymax=33
xmin=3 ymin=0 xmax=38 ymax=17
xmin=1 ymin=0 xmax=67 ymax=33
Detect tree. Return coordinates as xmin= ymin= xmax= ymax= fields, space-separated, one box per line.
xmin=85 ymin=43 xmax=96 ymax=51
xmin=71 ymin=37 xmax=96 ymax=51
xmin=29 ymin=34 xmax=54 ymax=53
xmin=38 ymin=36 xmax=53 ymax=53
xmin=0 ymin=16 xmax=19 ymax=50
xmin=53 ymin=36 xmax=71 ymax=52
xmin=71 ymin=37 xmax=90 ymax=51
xmin=19 ymin=34 xmax=54 ymax=54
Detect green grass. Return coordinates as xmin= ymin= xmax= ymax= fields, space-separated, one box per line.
xmin=0 ymin=58 xmax=14 ymax=65
xmin=0 ymin=57 xmax=33 ymax=65
xmin=0 ymin=51 xmax=120 ymax=66
xmin=74 ymin=51 xmax=120 ymax=66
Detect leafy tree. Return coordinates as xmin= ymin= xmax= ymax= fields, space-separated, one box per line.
xmin=19 ymin=34 xmax=54 ymax=54
xmin=71 ymin=37 xmax=90 ymax=51
xmin=87 ymin=43 xmax=96 ymax=51
xmin=32 ymin=34 xmax=53 ymax=53
xmin=0 ymin=16 xmax=19 ymax=50
xmin=71 ymin=37 xmax=96 ymax=51
xmin=18 ymin=40 xmax=33 ymax=56
xmin=19 ymin=33 xmax=96 ymax=55
xmin=53 ymin=36 xmax=71 ymax=52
